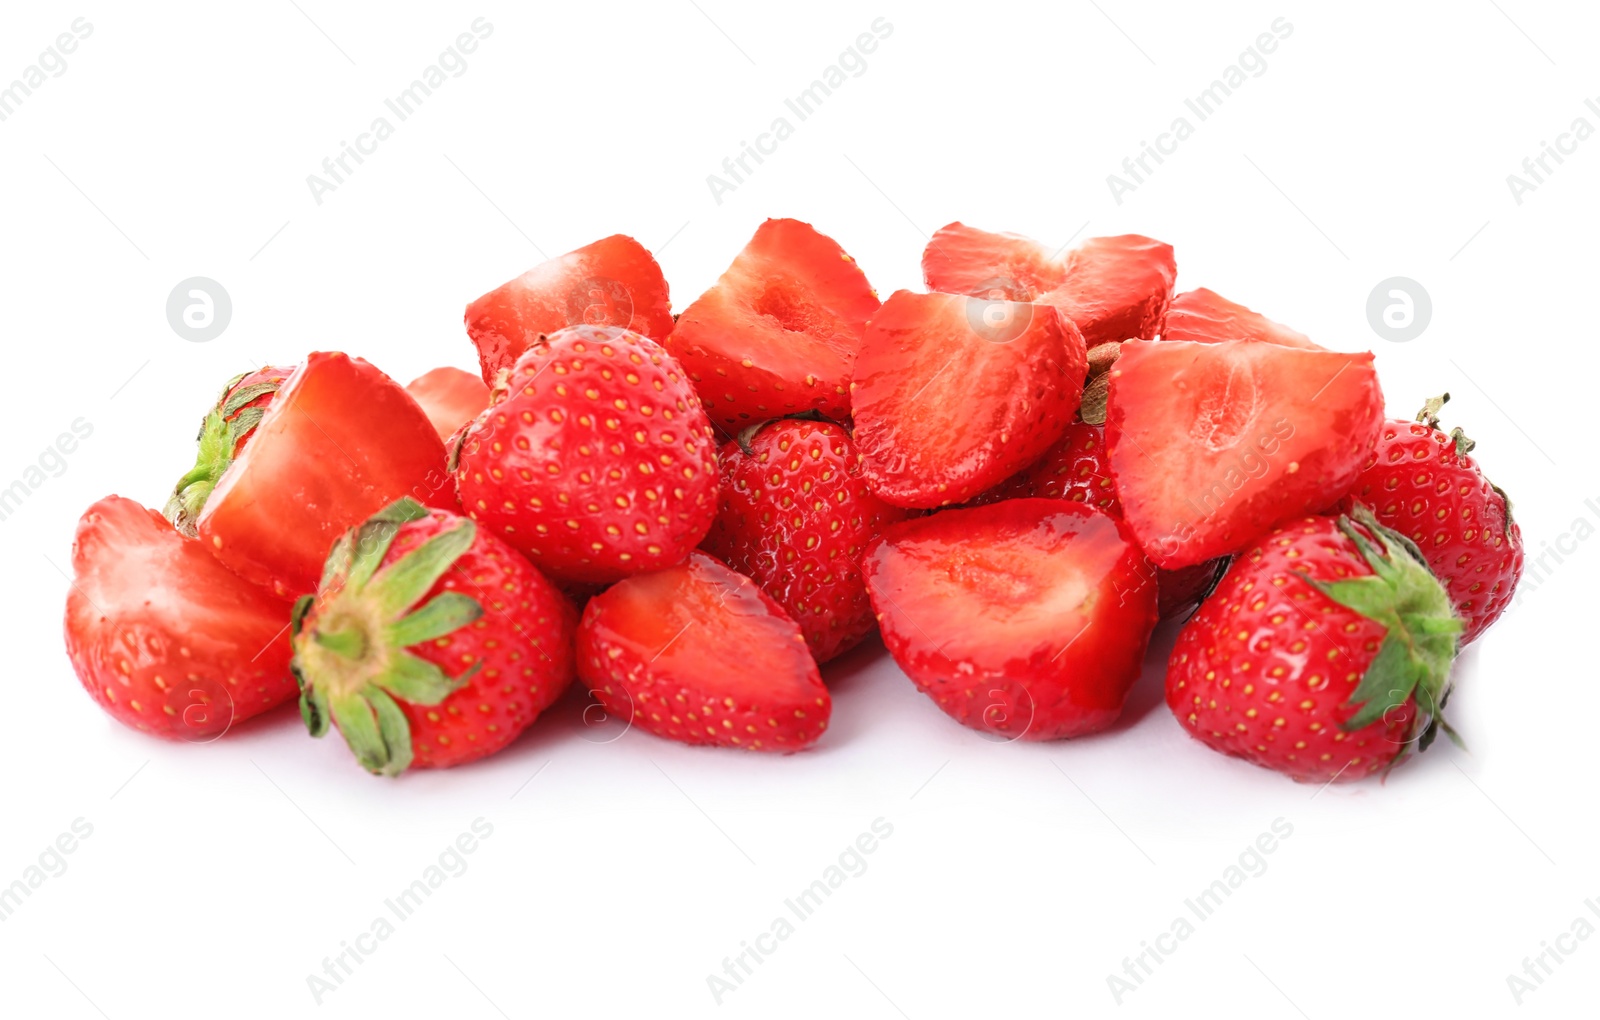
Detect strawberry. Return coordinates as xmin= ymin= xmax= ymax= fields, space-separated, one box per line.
xmin=291 ymin=498 xmax=575 ymax=774
xmin=921 ymin=223 xmax=1175 ymax=346
xmin=1166 ymin=509 xmax=1463 ymax=783
xmin=197 ymin=352 xmax=456 ymax=601
xmin=407 ymin=367 xmax=491 ymax=442
xmin=453 ymin=325 xmax=719 ymax=586
xmin=851 ymin=289 xmax=1086 ymax=508
xmin=1105 ymin=339 xmax=1384 ymax=569
xmin=700 ymin=417 xmax=911 ymax=663
xmin=1163 ymin=288 xmax=1321 ymax=349
xmin=864 ymin=498 xmax=1158 ymax=740
xmin=1342 ymin=395 xmax=1524 ymax=644
xmin=666 ymin=218 xmax=879 ymax=429
xmin=576 ymin=552 xmax=829 ymax=751
xmin=163 ymin=365 xmax=294 ymax=536
xmin=466 ymin=234 xmax=674 ymax=386
xmin=63 ymin=496 xmax=297 ymax=740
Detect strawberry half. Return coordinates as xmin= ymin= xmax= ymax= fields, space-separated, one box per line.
xmin=292 ymin=498 xmax=576 ymax=775
xmin=1164 ymin=288 xmax=1321 ymax=349
xmin=163 ymin=365 xmax=294 ymax=537
xmin=666 ymin=218 xmax=879 ymax=429
xmin=851 ymin=290 xmax=1087 ymax=508
xmin=1105 ymin=339 xmax=1384 ymax=569
xmin=454 ymin=325 xmax=719 ymax=585
xmin=64 ymin=496 xmax=297 ymax=740
xmin=701 ymin=417 xmax=911 ymax=662
xmin=922 ymin=223 xmax=1175 ymax=346
xmin=1167 ymin=509 xmax=1463 ymax=783
xmin=576 ymin=552 xmax=829 ymax=751
xmin=466 ymin=234 xmax=673 ymax=386
xmin=407 ymin=367 xmax=491 ymax=442
xmin=865 ymin=499 xmax=1159 ymax=740
xmin=197 ymin=352 xmax=455 ymax=601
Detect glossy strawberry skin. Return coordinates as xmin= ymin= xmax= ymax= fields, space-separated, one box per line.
xmin=865 ymin=499 xmax=1159 ymax=740
xmin=64 ymin=496 xmax=297 ymax=740
xmin=1344 ymin=420 xmax=1523 ymax=644
xmin=667 ymin=218 xmax=879 ymax=429
xmin=454 ymin=325 xmax=720 ymax=586
xmin=576 ymin=553 xmax=830 ymax=751
xmin=407 ymin=367 xmax=491 ymax=442
xmin=1163 ymin=288 xmax=1320 ymax=349
xmin=701 ymin=419 xmax=911 ymax=663
xmin=1166 ymin=516 xmax=1417 ymax=783
xmin=466 ymin=234 xmax=674 ymax=386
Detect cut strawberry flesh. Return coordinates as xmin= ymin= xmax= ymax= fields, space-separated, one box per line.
xmin=667 ymin=218 xmax=879 ymax=428
xmin=1164 ymin=288 xmax=1321 ymax=349
xmin=465 ymin=234 xmax=673 ymax=385
xmin=1105 ymin=340 xmax=1385 ymax=569
xmin=198 ymin=352 xmax=455 ymax=600
xmin=406 ymin=366 xmax=490 ymax=441
xmin=852 ymin=290 xmax=1086 ymax=508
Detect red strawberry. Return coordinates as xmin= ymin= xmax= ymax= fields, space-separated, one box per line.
xmin=922 ymin=223 xmax=1175 ymax=346
xmin=851 ymin=290 xmax=1086 ymax=508
xmin=292 ymin=498 xmax=575 ymax=774
xmin=1163 ymin=288 xmax=1321 ymax=349
xmin=466 ymin=234 xmax=674 ymax=386
xmin=1166 ymin=510 xmax=1463 ymax=783
xmin=407 ymin=367 xmax=491 ymax=441
xmin=1342 ymin=395 xmax=1524 ymax=644
xmin=163 ymin=365 xmax=294 ymax=536
xmin=576 ymin=552 xmax=829 ymax=751
xmin=666 ymin=218 xmax=879 ymax=429
xmin=453 ymin=325 xmax=719 ymax=586
xmin=197 ymin=352 xmax=456 ymax=601
xmin=64 ymin=496 xmax=297 ymax=740
xmin=700 ymin=417 xmax=911 ymax=662
xmin=865 ymin=499 xmax=1158 ymax=740
xmin=1105 ymin=339 xmax=1384 ymax=569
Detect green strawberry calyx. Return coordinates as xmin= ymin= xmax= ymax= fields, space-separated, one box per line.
xmin=290 ymin=497 xmax=483 ymax=777
xmin=163 ymin=371 xmax=281 ymax=536
xmin=1297 ymin=504 xmax=1464 ymax=763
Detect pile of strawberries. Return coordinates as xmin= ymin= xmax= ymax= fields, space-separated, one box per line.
xmin=62 ymin=219 xmax=1524 ymax=783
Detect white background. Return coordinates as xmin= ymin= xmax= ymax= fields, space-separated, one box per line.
xmin=1 ymin=1 xmax=1596 ymax=1016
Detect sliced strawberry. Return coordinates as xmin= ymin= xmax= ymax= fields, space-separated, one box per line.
xmin=576 ymin=552 xmax=829 ymax=751
xmin=922 ymin=224 xmax=1175 ymax=346
xmin=865 ymin=499 xmax=1158 ymax=740
xmin=852 ymin=290 xmax=1086 ymax=508
xmin=64 ymin=496 xmax=297 ymax=740
xmin=667 ymin=219 xmax=879 ymax=429
xmin=163 ymin=365 xmax=294 ymax=537
xmin=198 ymin=352 xmax=455 ymax=600
xmin=1105 ymin=340 xmax=1385 ymax=569
xmin=1164 ymin=288 xmax=1321 ymax=349
xmin=406 ymin=367 xmax=491 ymax=441
xmin=465 ymin=234 xmax=673 ymax=386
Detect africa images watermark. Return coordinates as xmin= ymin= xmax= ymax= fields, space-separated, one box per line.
xmin=706 ymin=817 xmax=895 ymax=1005
xmin=306 ymin=18 xmax=494 ymax=205
xmin=1107 ymin=17 xmax=1293 ymax=205
xmin=0 ymin=18 xmax=94 ymax=124
xmin=1505 ymin=95 xmax=1600 ymax=206
xmin=0 ymin=418 xmax=95 ymax=524
xmin=1503 ymin=494 xmax=1600 ymax=615
xmin=1504 ymin=896 xmax=1600 ymax=1005
xmin=705 ymin=17 xmax=894 ymax=206
xmin=0 ymin=818 xmax=95 ymax=923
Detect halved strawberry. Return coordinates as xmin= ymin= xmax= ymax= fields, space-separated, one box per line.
xmin=1105 ymin=340 xmax=1385 ymax=569
xmin=865 ymin=499 xmax=1158 ymax=740
xmin=64 ymin=496 xmax=297 ymax=740
xmin=407 ymin=367 xmax=491 ymax=442
xmin=666 ymin=219 xmax=879 ymax=429
xmin=576 ymin=552 xmax=829 ymax=751
xmin=198 ymin=352 xmax=455 ymax=600
xmin=922 ymin=224 xmax=1175 ymax=346
xmin=163 ymin=365 xmax=294 ymax=537
xmin=465 ymin=234 xmax=674 ymax=386
xmin=852 ymin=290 xmax=1086 ymax=508
xmin=1164 ymin=288 xmax=1321 ymax=349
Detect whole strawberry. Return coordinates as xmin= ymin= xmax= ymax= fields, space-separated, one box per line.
xmin=454 ymin=325 xmax=720 ymax=586
xmin=1342 ymin=394 xmax=1523 ymax=644
xmin=1166 ymin=508 xmax=1463 ymax=783
xmin=163 ymin=365 xmax=293 ymax=536
xmin=292 ymin=498 xmax=575 ymax=774
xmin=701 ymin=417 xmax=911 ymax=662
